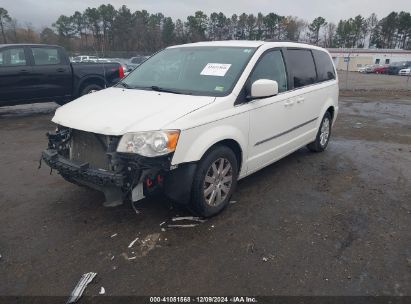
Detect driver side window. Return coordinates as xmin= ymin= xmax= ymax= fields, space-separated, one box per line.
xmin=249 ymin=50 xmax=288 ymax=93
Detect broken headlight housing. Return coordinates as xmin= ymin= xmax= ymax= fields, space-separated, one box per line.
xmin=116 ymin=130 xmax=180 ymax=157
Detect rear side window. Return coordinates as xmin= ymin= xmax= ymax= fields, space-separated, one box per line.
xmin=287 ymin=49 xmax=317 ymax=88
xmin=0 ymin=48 xmax=27 ymax=66
xmin=31 ymin=47 xmax=61 ymax=65
xmin=249 ymin=50 xmax=288 ymax=93
xmin=312 ymin=49 xmax=336 ymax=82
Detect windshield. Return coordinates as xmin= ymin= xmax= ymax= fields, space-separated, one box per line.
xmin=121 ymin=46 xmax=256 ymax=96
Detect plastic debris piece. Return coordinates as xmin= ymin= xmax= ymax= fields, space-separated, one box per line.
xmin=131 ymin=201 xmax=140 ymax=215
xmin=128 ymin=256 xmax=137 ymax=260
xmin=128 ymin=237 xmax=139 ymax=248
xmin=159 ymin=221 xmax=166 ymax=226
xmin=66 ymin=272 xmax=97 ymax=303
xmin=262 ymin=257 xmax=268 ymax=262
xmin=110 ymin=233 xmax=117 ymax=238
xmin=168 ymin=224 xmax=198 ymax=228
xmin=110 ymin=256 xmax=115 ymax=261
xmin=230 ymin=200 xmax=237 ymax=204
xmin=172 ymin=216 xmax=206 ymax=223
xmin=161 ymin=228 xmax=166 ymax=232
xmin=99 ymin=287 xmax=105 ymax=295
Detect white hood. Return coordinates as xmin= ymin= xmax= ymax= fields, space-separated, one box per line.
xmin=52 ymin=87 xmax=215 ymax=135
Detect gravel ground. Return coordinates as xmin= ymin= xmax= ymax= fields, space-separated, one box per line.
xmin=0 ymin=97 xmax=410 ymax=297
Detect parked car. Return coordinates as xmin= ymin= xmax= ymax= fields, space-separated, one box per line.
xmin=358 ymin=64 xmax=375 ymax=73
xmin=399 ymin=68 xmax=411 ymax=76
xmin=42 ymin=41 xmax=338 ymax=217
xmin=0 ymin=44 xmax=124 ymax=106
xmin=374 ymin=65 xmax=389 ymax=74
xmin=126 ymin=55 xmax=149 ymax=71
xmin=387 ymin=61 xmax=411 ymax=75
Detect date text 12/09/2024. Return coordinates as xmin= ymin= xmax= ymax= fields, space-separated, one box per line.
xmin=149 ymin=297 xmax=258 ymax=303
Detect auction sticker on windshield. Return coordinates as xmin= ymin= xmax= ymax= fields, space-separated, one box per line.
xmin=201 ymin=63 xmax=231 ymax=77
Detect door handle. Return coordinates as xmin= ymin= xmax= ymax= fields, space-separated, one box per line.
xmin=19 ymin=69 xmax=30 ymax=74
xmin=56 ymin=68 xmax=66 ymax=72
xmin=284 ymin=99 xmax=295 ymax=107
xmin=296 ymin=97 xmax=305 ymax=104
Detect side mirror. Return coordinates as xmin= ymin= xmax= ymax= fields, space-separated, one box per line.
xmin=250 ymin=79 xmax=279 ymax=99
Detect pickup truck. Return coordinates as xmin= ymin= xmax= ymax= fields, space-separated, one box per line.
xmin=0 ymin=44 xmax=124 ymax=106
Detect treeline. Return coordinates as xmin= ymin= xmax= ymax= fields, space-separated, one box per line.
xmin=1 ymin=5 xmax=411 ymax=56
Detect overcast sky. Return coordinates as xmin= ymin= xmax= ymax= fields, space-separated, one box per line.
xmin=3 ymin=0 xmax=411 ymax=29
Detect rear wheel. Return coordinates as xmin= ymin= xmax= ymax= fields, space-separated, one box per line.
xmin=189 ymin=146 xmax=238 ymax=217
xmin=55 ymin=99 xmax=67 ymax=106
xmin=307 ymin=112 xmax=332 ymax=152
xmin=81 ymin=84 xmax=103 ymax=96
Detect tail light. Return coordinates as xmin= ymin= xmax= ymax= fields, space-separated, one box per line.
xmin=119 ymin=66 xmax=125 ymax=78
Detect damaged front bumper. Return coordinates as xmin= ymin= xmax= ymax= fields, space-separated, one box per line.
xmin=41 ymin=127 xmax=196 ymax=207
xmin=42 ymin=149 xmax=125 ymax=188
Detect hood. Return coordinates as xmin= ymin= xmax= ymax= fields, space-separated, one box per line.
xmin=52 ymin=87 xmax=214 ymax=135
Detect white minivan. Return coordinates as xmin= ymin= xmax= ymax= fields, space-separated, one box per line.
xmin=43 ymin=41 xmax=338 ymax=217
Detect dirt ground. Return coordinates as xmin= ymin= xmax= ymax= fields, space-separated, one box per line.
xmin=0 ymin=96 xmax=410 ymax=297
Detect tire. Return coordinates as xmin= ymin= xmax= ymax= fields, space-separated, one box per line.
xmin=307 ymin=111 xmax=332 ymax=152
xmin=55 ymin=99 xmax=67 ymax=106
xmin=189 ymin=145 xmax=238 ymax=217
xmin=80 ymin=84 xmax=103 ymax=96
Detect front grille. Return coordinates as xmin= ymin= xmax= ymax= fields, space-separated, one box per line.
xmin=69 ymin=130 xmax=112 ymax=170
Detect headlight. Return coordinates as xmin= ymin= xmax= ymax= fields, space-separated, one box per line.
xmin=117 ymin=130 xmax=180 ymax=157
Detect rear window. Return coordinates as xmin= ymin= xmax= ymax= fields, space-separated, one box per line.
xmin=312 ymin=49 xmax=336 ymax=82
xmin=287 ymin=49 xmax=317 ymax=88
xmin=31 ymin=48 xmax=61 ymax=65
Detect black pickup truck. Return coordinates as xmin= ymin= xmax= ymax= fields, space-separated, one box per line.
xmin=0 ymin=44 xmax=124 ymax=106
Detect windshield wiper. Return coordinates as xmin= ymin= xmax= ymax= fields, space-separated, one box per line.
xmin=150 ymin=86 xmax=186 ymax=95
xmin=117 ymin=82 xmax=132 ymax=89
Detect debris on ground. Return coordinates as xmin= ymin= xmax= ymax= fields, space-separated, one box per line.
xmin=139 ymin=233 xmax=160 ymax=257
xmin=262 ymin=257 xmax=268 ymax=262
xmin=131 ymin=201 xmax=140 ymax=215
xmin=353 ymin=122 xmax=363 ymax=129
xmin=172 ymin=216 xmax=206 ymax=222
xmin=128 ymin=237 xmax=139 ymax=248
xmin=110 ymin=233 xmax=117 ymax=238
xmin=161 ymin=228 xmax=166 ymax=232
xmin=110 ymin=256 xmax=115 ymax=261
xmin=160 ymin=221 xmax=166 ymax=226
xmin=99 ymin=287 xmax=105 ymax=295
xmin=168 ymin=224 xmax=198 ymax=228
xmin=67 ymin=272 xmax=97 ymax=303
xmin=172 ymin=216 xmax=206 ymax=223
xmin=230 ymin=200 xmax=237 ymax=204
xmin=124 ymin=234 xmax=161 ymax=259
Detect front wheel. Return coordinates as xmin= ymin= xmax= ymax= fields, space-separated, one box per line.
xmin=307 ymin=112 xmax=332 ymax=152
xmin=189 ymin=146 xmax=238 ymax=217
